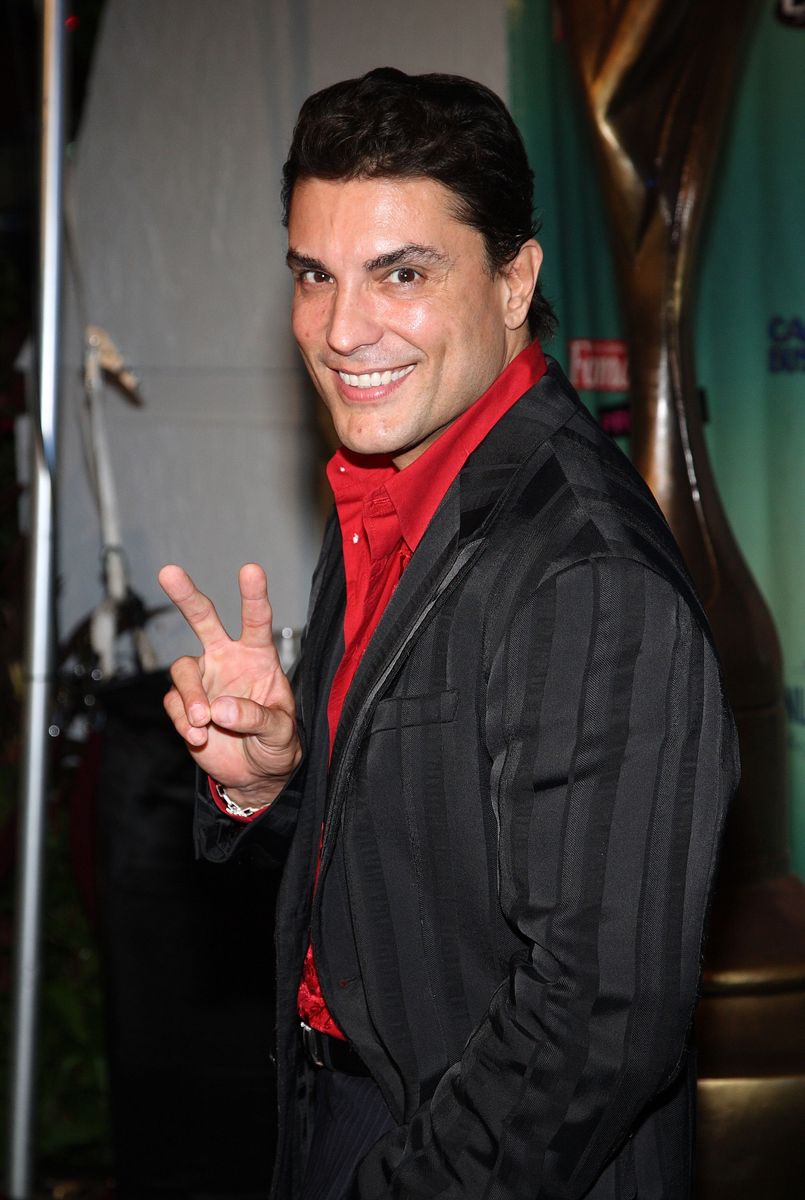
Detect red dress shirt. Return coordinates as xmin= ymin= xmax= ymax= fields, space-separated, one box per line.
xmin=212 ymin=340 xmax=547 ymax=1038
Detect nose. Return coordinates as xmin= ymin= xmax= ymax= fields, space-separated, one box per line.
xmin=326 ymin=282 xmax=383 ymax=356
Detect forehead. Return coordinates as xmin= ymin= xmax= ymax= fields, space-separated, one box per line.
xmin=287 ymin=175 xmax=482 ymax=262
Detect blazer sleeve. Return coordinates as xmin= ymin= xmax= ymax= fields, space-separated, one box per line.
xmin=355 ymin=555 xmax=738 ymax=1199
xmin=192 ymin=756 xmax=306 ymax=871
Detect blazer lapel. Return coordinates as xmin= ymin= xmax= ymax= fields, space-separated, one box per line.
xmin=294 ymin=511 xmax=344 ymax=744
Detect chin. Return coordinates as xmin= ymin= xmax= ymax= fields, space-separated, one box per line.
xmin=342 ymin=439 xmax=399 ymax=460
xmin=337 ymin=423 xmax=407 ymax=460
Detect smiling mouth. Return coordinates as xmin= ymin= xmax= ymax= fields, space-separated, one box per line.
xmin=337 ymin=364 xmax=415 ymax=389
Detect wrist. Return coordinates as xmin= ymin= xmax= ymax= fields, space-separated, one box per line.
xmin=213 ymin=779 xmax=283 ymax=817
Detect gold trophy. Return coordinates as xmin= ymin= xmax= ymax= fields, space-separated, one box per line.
xmin=556 ymin=1 xmax=805 ymax=1193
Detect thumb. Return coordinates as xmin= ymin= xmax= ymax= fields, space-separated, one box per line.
xmin=210 ymin=695 xmax=295 ymax=746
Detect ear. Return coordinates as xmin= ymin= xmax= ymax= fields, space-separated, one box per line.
xmin=500 ymin=240 xmax=543 ymax=331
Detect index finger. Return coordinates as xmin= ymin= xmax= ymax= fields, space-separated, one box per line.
xmin=158 ymin=564 xmax=230 ymax=649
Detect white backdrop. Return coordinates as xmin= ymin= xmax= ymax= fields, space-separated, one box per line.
xmin=57 ymin=0 xmax=507 ymax=667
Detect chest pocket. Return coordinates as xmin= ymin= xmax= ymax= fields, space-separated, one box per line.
xmin=370 ymin=688 xmax=459 ymax=733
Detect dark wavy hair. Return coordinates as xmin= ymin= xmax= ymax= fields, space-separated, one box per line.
xmin=281 ymin=68 xmax=557 ymax=341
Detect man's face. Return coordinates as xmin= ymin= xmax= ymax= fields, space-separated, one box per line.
xmin=287 ymin=176 xmax=539 ymax=468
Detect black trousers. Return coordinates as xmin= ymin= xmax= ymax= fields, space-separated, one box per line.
xmin=300 ymin=1069 xmax=397 ymax=1200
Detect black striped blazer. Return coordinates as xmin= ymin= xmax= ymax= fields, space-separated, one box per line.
xmin=196 ymin=359 xmax=738 ymax=1199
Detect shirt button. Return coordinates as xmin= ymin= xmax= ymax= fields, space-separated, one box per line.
xmin=352 ymin=533 xmax=359 ymax=544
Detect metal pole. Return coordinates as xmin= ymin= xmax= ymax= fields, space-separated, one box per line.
xmin=6 ymin=1 xmax=67 ymax=1195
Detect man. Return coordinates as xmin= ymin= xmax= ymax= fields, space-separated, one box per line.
xmin=160 ymin=69 xmax=737 ymax=1199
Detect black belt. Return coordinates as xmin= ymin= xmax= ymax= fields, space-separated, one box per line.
xmin=300 ymin=1021 xmax=371 ymax=1076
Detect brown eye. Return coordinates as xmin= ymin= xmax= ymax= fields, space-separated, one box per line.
xmin=388 ymin=267 xmax=419 ymax=285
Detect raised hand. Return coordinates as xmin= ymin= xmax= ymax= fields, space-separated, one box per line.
xmin=159 ymin=562 xmax=302 ymax=810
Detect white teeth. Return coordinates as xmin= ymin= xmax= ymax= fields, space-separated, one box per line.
xmin=338 ymin=364 xmax=415 ymax=389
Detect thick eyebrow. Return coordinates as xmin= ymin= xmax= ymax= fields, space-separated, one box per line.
xmin=285 ymin=243 xmax=450 ymax=275
xmin=363 ymin=244 xmax=449 ymax=272
xmin=286 ymin=249 xmax=328 ymax=273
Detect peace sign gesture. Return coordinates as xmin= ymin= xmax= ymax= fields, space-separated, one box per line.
xmin=159 ymin=562 xmax=302 ymax=812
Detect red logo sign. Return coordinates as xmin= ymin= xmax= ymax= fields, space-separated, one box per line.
xmin=568 ymin=339 xmax=629 ymax=393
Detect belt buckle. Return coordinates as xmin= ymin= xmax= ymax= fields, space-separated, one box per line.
xmin=300 ymin=1021 xmax=325 ymax=1068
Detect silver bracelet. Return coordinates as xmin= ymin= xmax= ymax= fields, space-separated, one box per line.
xmin=215 ymin=781 xmax=261 ymax=819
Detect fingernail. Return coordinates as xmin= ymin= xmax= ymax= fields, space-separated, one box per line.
xmin=189 ymin=703 xmax=207 ymax=724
